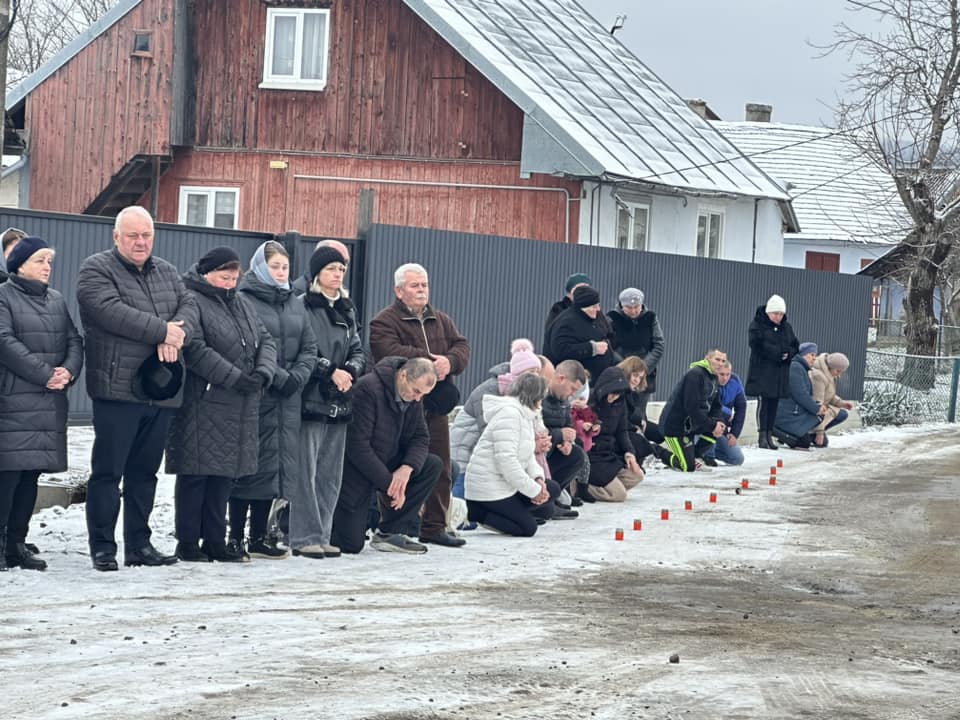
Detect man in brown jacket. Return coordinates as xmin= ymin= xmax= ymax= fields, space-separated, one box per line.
xmin=369 ymin=263 xmax=470 ymax=547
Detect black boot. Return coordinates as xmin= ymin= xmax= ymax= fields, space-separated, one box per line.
xmin=7 ymin=542 xmax=47 ymax=571
xmin=757 ymin=431 xmax=772 ymax=449
xmin=0 ymin=531 xmax=8 ymax=572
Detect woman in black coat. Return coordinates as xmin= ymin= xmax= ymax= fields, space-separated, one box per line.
xmin=746 ymin=294 xmax=799 ymax=450
xmin=293 ymin=246 xmax=366 ymax=559
xmin=165 ymin=247 xmax=277 ymax=563
xmin=584 ymin=367 xmax=644 ymax=503
xmin=232 ymin=242 xmax=317 ymax=559
xmin=547 ymin=285 xmax=615 ymax=381
xmin=0 ymin=237 xmax=83 ymax=571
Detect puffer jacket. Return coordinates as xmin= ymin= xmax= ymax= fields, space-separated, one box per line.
xmin=547 ymin=305 xmax=615 ymax=381
xmin=340 ymin=357 xmax=431 ymax=505
xmin=745 ymin=305 xmax=799 ymax=399
xmin=541 ymin=388 xmax=574 ymax=449
xmin=464 ymin=394 xmax=543 ymax=502
xmin=774 ymin=354 xmax=822 ymax=438
xmin=77 ymin=248 xmax=197 ymax=407
xmin=165 ymin=268 xmax=277 ymax=478
xmin=235 ymin=272 xmax=317 ymax=499
xmin=660 ymin=359 xmax=724 ymax=438
xmin=586 ymin=367 xmax=634 ymax=486
xmin=0 ymin=275 xmax=83 ymax=472
xmin=301 ymin=289 xmax=365 ymax=422
xmin=607 ymin=308 xmax=665 ymax=392
xmin=810 ymin=353 xmax=847 ymax=429
xmin=449 ymin=361 xmax=508 ymax=468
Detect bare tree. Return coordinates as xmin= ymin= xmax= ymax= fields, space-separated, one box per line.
xmin=6 ymin=0 xmax=114 ymax=89
xmin=825 ymin=0 xmax=960 ymax=386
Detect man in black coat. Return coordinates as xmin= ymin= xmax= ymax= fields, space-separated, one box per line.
xmin=542 ymin=272 xmax=591 ymax=353
xmin=77 ymin=206 xmax=198 ymax=572
xmin=331 ymin=357 xmax=442 ymax=555
xmin=540 ymin=359 xmax=590 ymax=501
xmin=546 ymin=285 xmax=615 ymax=381
xmin=660 ymin=349 xmax=727 ymax=472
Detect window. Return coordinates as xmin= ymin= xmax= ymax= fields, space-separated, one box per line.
xmin=616 ymin=202 xmax=649 ymax=251
xmin=696 ymin=209 xmax=723 ymax=258
xmin=805 ymin=251 xmax=840 ymax=272
xmin=261 ymin=8 xmax=331 ymax=91
xmin=178 ymin=187 xmax=239 ymax=229
xmin=132 ymin=31 xmax=152 ymax=57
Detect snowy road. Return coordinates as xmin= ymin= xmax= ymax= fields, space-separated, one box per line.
xmin=2 ymin=425 xmax=959 ymax=719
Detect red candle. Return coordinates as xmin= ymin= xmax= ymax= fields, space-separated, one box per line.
xmin=770 ymin=466 xmax=777 ymax=476
xmin=615 ymin=528 xmax=624 ymax=541
xmin=633 ymin=518 xmax=642 ymax=531
xmin=709 ymin=492 xmax=718 ymax=503
xmin=684 ymin=500 xmax=693 ymax=511
xmin=741 ymin=479 xmax=750 ymax=489
xmin=769 ymin=475 xmax=777 ymax=486
xmin=777 ymin=458 xmax=784 ymax=468
xmin=661 ymin=508 xmax=669 ymax=520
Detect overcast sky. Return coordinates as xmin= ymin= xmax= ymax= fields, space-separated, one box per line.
xmin=577 ymin=0 xmax=857 ymax=127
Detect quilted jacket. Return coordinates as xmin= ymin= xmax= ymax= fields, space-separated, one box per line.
xmin=0 ymin=275 xmax=83 ymax=472
xmin=165 ymin=268 xmax=277 ymax=478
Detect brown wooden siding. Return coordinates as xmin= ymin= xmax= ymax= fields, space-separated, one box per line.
xmin=191 ymin=0 xmax=525 ymax=159
xmin=26 ymin=0 xmax=176 ymax=212
xmin=154 ymin=151 xmax=580 ymax=243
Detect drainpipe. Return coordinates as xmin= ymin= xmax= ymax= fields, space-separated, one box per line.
xmin=751 ymin=198 xmax=759 ymax=263
xmin=293 ymin=174 xmax=574 ymax=244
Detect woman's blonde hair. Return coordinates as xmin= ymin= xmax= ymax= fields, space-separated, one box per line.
xmin=617 ymin=356 xmax=648 ymax=392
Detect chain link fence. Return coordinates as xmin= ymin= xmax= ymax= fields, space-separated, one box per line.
xmin=868 ymin=318 xmax=960 ymax=356
xmin=861 ymin=349 xmax=960 ymax=426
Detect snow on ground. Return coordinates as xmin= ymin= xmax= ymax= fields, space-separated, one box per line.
xmin=3 ymin=425 xmax=960 ymax=719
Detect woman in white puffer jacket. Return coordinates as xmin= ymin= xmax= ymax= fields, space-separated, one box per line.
xmin=465 ymin=374 xmax=551 ymax=536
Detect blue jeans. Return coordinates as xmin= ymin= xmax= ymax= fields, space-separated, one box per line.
xmin=825 ymin=409 xmax=848 ymax=430
xmin=705 ymin=434 xmax=744 ymax=466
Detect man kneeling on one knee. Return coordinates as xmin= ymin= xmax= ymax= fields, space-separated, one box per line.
xmin=330 ymin=357 xmax=442 ymax=554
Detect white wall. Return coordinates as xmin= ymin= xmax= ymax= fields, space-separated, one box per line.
xmin=0 ymin=167 xmax=21 ymax=207
xmin=783 ymin=237 xmax=892 ymax=274
xmin=579 ymin=181 xmax=784 ymax=264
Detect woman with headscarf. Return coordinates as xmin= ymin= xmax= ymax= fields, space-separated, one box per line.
xmin=232 ymin=241 xmax=317 ymax=558
xmin=166 ymin=246 xmax=277 ymax=562
xmin=0 ymin=237 xmax=83 ymax=570
xmin=294 ymin=246 xmax=366 ymax=559
xmin=746 ymin=294 xmax=799 ymax=450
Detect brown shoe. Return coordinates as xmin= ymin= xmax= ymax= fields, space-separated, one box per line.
xmin=322 ymin=544 xmax=341 ymax=558
xmin=291 ymin=544 xmax=325 ymax=559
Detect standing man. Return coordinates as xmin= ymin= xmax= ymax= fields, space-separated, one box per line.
xmin=369 ymin=263 xmax=470 ymax=548
xmin=607 ymin=287 xmax=665 ymax=419
xmin=703 ymin=360 xmax=746 ymax=466
xmin=77 ymin=206 xmax=198 ymax=571
xmin=331 ymin=357 xmax=442 ymax=554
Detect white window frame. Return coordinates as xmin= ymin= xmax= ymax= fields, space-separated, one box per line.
xmin=178 ymin=186 xmax=240 ymax=229
xmin=615 ymin=201 xmax=650 ymax=251
xmin=260 ymin=8 xmax=331 ymax=91
xmin=696 ymin=206 xmax=724 ymax=258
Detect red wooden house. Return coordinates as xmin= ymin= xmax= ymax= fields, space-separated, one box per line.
xmin=5 ymin=0 xmax=795 ymax=254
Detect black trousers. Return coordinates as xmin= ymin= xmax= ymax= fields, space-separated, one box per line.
xmin=0 ymin=470 xmax=41 ymax=548
xmin=467 ymin=493 xmax=544 ymax=537
xmin=175 ymin=475 xmax=235 ymax=545
xmin=547 ymin=444 xmax=588 ymax=491
xmin=228 ymin=498 xmax=272 ymax=541
xmin=757 ymin=397 xmax=780 ymax=433
xmin=86 ymin=400 xmax=171 ymax=556
xmin=331 ymin=454 xmax=442 ymax=554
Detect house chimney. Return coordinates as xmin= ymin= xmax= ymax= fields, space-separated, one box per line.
xmin=687 ymin=99 xmax=708 ymax=119
xmin=745 ymin=103 xmax=772 ymax=122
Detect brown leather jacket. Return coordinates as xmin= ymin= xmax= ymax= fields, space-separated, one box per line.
xmin=368 ymin=299 xmax=470 ymax=376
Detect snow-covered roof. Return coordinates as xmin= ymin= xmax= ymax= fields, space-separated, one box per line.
xmin=714 ymin=121 xmax=909 ymax=244
xmin=402 ymin=0 xmax=791 ymax=201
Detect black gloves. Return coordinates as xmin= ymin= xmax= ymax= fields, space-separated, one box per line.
xmin=279 ymin=374 xmax=300 ymax=397
xmin=233 ymin=373 xmax=262 ymax=395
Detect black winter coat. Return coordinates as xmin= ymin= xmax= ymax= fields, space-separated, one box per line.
xmin=542 ymin=296 xmax=572 ymax=353
xmin=541 ymin=390 xmax=574 ymax=450
xmin=165 ymin=269 xmax=277 ymax=478
xmin=77 ymin=249 xmax=197 ymax=407
xmin=745 ymin=306 xmax=799 ymax=398
xmin=340 ymin=357 xmax=431 ymax=506
xmin=587 ymin=367 xmax=633 ymax=487
xmin=547 ymin=305 xmax=615 ymax=381
xmin=0 ymin=276 xmax=83 ymax=472
xmin=301 ymin=289 xmax=365 ymax=422
xmin=234 ymin=273 xmax=317 ymax=499
xmin=660 ymin=360 xmax=724 ymax=438
xmin=607 ymin=308 xmax=665 ymax=393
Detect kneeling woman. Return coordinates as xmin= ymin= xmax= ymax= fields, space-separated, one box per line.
xmin=166 ymin=247 xmax=277 ymax=562
xmin=0 ymin=237 xmax=83 ymax=570
xmin=465 ymin=374 xmax=551 ymax=537
xmin=586 ymin=366 xmax=644 ymax=502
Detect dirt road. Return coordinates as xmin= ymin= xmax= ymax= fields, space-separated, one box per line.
xmin=2 ymin=426 xmax=959 ymax=719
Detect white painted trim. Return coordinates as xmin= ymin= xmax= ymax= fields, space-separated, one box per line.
xmin=177 ymin=186 xmax=240 ymax=229
xmin=262 ymin=8 xmax=331 ymax=92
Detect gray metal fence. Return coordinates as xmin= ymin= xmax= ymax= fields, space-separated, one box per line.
xmin=359 ymin=224 xmax=873 ymax=403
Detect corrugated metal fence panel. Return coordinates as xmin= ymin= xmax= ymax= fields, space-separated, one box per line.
xmin=361 ymin=224 xmax=873 ymax=402
xmin=290 ymin=234 xmax=365 ymax=316
xmin=0 ymin=208 xmax=276 ymax=421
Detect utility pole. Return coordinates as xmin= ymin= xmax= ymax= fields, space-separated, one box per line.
xmin=0 ymin=0 xmax=9 ymax=162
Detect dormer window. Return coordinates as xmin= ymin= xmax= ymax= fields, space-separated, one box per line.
xmin=261 ymin=8 xmax=330 ymax=91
